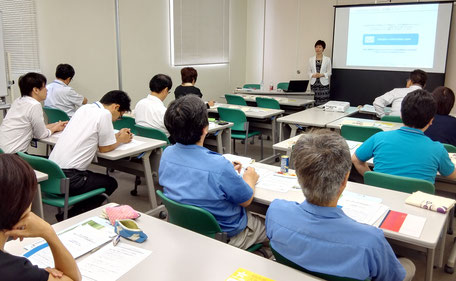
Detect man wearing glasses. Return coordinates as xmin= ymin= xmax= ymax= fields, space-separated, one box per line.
xmin=373 ymin=69 xmax=427 ymax=118
xmin=49 ymin=90 xmax=132 ymax=220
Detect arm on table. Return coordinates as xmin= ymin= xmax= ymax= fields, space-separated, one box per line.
xmin=98 ymin=128 xmax=132 ymax=153
xmin=239 ymin=167 xmax=259 ymax=207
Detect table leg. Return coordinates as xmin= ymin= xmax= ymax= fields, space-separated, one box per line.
xmin=223 ymin=128 xmax=231 ymax=154
xmin=289 ymin=124 xmax=298 ymax=138
xmin=32 ymin=184 xmax=44 ymax=218
xmin=216 ymin=131 xmax=223 ymax=154
xmin=426 ymin=248 xmax=435 ymax=281
xmin=142 ymin=149 xmax=160 ymax=210
xmin=271 ymin=117 xmax=277 ymax=144
xmin=434 ymin=216 xmax=449 ymax=268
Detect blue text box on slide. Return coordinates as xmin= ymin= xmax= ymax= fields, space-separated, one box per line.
xmin=363 ymin=34 xmax=419 ymax=45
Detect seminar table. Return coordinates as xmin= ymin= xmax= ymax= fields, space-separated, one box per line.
xmin=32 ymin=170 xmax=48 ymax=219
xmin=5 ymin=203 xmax=322 ymax=281
xmin=326 ymin=117 xmax=404 ymax=131
xmin=251 ymin=162 xmax=450 ymax=281
xmin=39 ymin=134 xmax=166 ymax=215
xmin=206 ymin=121 xmax=233 ymax=154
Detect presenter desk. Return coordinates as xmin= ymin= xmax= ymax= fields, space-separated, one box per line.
xmin=251 ymin=162 xmax=449 ymax=281
xmin=39 ymin=134 xmax=166 ymax=215
xmin=5 ymin=203 xmax=321 ymax=281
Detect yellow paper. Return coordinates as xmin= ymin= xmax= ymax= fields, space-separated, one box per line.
xmin=226 ymin=268 xmax=275 ymax=281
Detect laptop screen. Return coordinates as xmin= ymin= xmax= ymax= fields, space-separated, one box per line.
xmin=286 ymin=80 xmax=309 ymax=92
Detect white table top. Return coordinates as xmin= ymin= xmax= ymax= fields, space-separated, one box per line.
xmin=277 ymin=106 xmax=359 ymax=127
xmin=34 ymin=170 xmax=48 ymax=182
xmin=326 ymin=117 xmax=403 ymax=131
xmin=0 ymin=103 xmax=11 ymax=110
xmin=234 ymin=89 xmax=314 ymax=97
xmin=209 ymin=103 xmax=284 ymax=119
xmin=40 ymin=134 xmax=166 ymax=161
xmin=273 ymin=134 xmax=301 ymax=153
xmin=252 ymin=163 xmax=447 ymax=249
xmin=5 ymin=203 xmax=320 ymax=281
xmin=226 ymin=94 xmax=314 ymax=107
xmin=208 ymin=121 xmax=233 ymax=133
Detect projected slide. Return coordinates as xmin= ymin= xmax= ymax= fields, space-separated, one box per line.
xmin=346 ymin=5 xmax=438 ymax=68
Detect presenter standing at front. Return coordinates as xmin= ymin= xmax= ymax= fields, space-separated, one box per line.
xmin=308 ymin=40 xmax=331 ymax=106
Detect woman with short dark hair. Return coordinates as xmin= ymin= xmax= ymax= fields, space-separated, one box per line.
xmin=0 ymin=154 xmax=81 ymax=281
xmin=425 ymin=86 xmax=456 ymax=146
xmin=174 ymin=67 xmax=215 ymax=107
xmin=308 ymin=40 xmax=332 ymax=105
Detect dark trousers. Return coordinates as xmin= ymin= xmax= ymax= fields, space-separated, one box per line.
xmin=62 ymin=169 xmax=118 ymax=216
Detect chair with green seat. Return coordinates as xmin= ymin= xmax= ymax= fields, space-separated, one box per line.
xmin=17 ymin=152 xmax=108 ymax=220
xmin=277 ymin=82 xmax=289 ymax=91
xmin=255 ymin=97 xmax=280 ymax=110
xmin=243 ymin=83 xmax=260 ymax=89
xmin=364 ymin=171 xmax=435 ymax=194
xmin=113 ymin=115 xmax=137 ymax=134
xmin=217 ymin=107 xmax=263 ymax=159
xmin=271 ymin=244 xmax=368 ymax=281
xmin=43 ymin=106 xmax=70 ymax=123
xmin=443 ymin=143 xmax=456 ymax=153
xmin=156 ymin=190 xmax=263 ymax=253
xmin=381 ymin=115 xmax=402 ymax=123
xmin=225 ymin=94 xmax=247 ymax=106
xmin=0 ymin=148 xmax=3 ymax=154
xmin=341 ymin=125 xmax=383 ymax=142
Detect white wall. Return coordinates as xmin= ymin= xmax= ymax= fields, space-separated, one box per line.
xmin=35 ymin=0 xmax=247 ymax=108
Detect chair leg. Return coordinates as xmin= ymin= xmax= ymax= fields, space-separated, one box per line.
xmin=260 ymin=135 xmax=264 ymax=160
xmin=130 ymin=176 xmax=141 ymax=196
xmin=233 ymin=139 xmax=236 ymax=155
xmin=102 ymin=193 xmax=110 ymax=203
xmin=244 ymin=137 xmax=248 ymax=156
xmin=63 ymin=204 xmax=69 ymax=220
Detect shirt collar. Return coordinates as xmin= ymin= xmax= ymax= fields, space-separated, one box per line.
xmin=409 ymin=85 xmax=422 ymax=90
xmin=94 ymin=101 xmax=103 ymax=109
xmin=52 ymin=79 xmax=67 ymax=86
xmin=174 ymin=143 xmax=208 ymax=151
xmin=399 ymin=126 xmax=424 ymax=135
xmin=299 ymin=200 xmax=346 ymax=219
xmin=147 ymin=94 xmax=163 ymax=104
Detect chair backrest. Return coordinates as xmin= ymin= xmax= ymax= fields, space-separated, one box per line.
xmin=0 ymin=148 xmax=3 ymax=154
xmin=225 ymin=94 xmax=247 ymax=106
xmin=243 ymin=83 xmax=260 ymax=89
xmin=341 ymin=125 xmax=383 ymax=142
xmin=255 ymin=97 xmax=280 ymax=109
xmin=364 ymin=171 xmax=435 ymax=194
xmin=443 ymin=143 xmax=456 ymax=153
xmin=17 ymin=152 xmax=66 ymax=195
xmin=381 ymin=115 xmax=402 ymax=123
xmin=270 ymin=244 xmax=367 ymax=281
xmin=277 ymin=82 xmax=289 ymax=91
xmin=217 ymin=107 xmax=247 ymax=131
xmin=113 ymin=116 xmax=137 ymax=134
xmin=43 ymin=106 xmax=70 ymax=123
xmin=156 ymin=190 xmax=222 ymax=239
xmin=134 ymin=124 xmax=170 ymax=146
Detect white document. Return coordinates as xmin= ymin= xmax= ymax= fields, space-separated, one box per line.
xmin=399 ymin=214 xmax=426 ymax=238
xmin=115 ymin=139 xmax=145 ymax=151
xmin=223 ymin=154 xmax=253 ymax=167
xmin=255 ymin=167 xmax=299 ymax=192
xmin=78 ymin=243 xmax=151 ymax=281
xmin=338 ymin=191 xmax=389 ymax=225
xmin=209 ymin=122 xmax=217 ymax=130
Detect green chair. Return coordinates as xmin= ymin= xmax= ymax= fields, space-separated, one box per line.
xmin=17 ymin=152 xmax=108 ymax=220
xmin=225 ymin=94 xmax=247 ymax=106
xmin=277 ymin=82 xmax=289 ymax=91
xmin=364 ymin=171 xmax=435 ymax=194
xmin=0 ymin=148 xmax=3 ymax=154
xmin=113 ymin=116 xmax=137 ymax=134
xmin=217 ymin=107 xmax=263 ymax=159
xmin=271 ymin=244 xmax=368 ymax=281
xmin=156 ymin=190 xmax=262 ymax=253
xmin=255 ymin=97 xmax=280 ymax=110
xmin=43 ymin=106 xmax=70 ymax=123
xmin=341 ymin=125 xmax=383 ymax=142
xmin=443 ymin=143 xmax=456 ymax=153
xmin=381 ymin=115 xmax=402 ymax=123
xmin=243 ymin=83 xmax=260 ymax=89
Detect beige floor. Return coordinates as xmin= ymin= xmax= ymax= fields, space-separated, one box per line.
xmin=42 ymin=138 xmax=456 ymax=281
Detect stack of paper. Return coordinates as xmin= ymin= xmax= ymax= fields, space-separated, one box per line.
xmin=359 ymin=104 xmax=376 ymax=114
xmin=380 ymin=210 xmax=426 ymax=238
xmin=255 ymin=167 xmax=299 ymax=192
xmin=338 ymin=191 xmax=389 ymax=226
xmin=405 ymin=191 xmax=455 ymax=214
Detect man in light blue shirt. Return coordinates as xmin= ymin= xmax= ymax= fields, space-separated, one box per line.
xmin=353 ymin=89 xmax=456 ymax=183
xmin=266 ymin=131 xmax=415 ymax=280
xmin=159 ymin=95 xmax=268 ymax=249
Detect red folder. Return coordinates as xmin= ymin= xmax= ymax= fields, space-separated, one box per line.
xmin=380 ymin=210 xmax=407 ymax=232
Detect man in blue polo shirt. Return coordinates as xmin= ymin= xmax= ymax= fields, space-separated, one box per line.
xmin=352 ymin=89 xmax=456 ymax=183
xmin=159 ymin=95 xmax=268 ymax=250
xmin=266 ymin=131 xmax=415 ymax=280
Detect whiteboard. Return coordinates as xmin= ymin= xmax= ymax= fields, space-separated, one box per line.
xmin=0 ymin=12 xmax=8 ymax=97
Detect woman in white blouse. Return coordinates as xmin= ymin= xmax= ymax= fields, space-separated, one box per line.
xmin=308 ymin=40 xmax=332 ymax=105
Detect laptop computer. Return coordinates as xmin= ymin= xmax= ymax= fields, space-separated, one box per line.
xmin=285 ymin=80 xmax=309 ymax=92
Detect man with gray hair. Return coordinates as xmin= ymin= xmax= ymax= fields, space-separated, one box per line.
xmin=265 ymin=130 xmax=415 ymax=281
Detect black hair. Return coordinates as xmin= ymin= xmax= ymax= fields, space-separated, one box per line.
xmin=401 ymin=89 xmax=436 ymax=129
xmin=55 ymin=64 xmax=75 ymax=80
xmin=409 ymin=69 xmax=427 ymax=87
xmin=18 ymin=72 xmax=47 ymax=97
xmin=164 ymin=95 xmax=209 ymax=144
xmin=100 ymin=90 xmax=131 ymax=112
xmin=314 ymin=40 xmax=326 ymax=49
xmin=149 ymin=74 xmax=173 ymax=93
xmin=0 ymin=154 xmax=37 ymax=230
xmin=181 ymin=67 xmax=198 ymax=83
xmin=432 ymin=86 xmax=455 ymax=115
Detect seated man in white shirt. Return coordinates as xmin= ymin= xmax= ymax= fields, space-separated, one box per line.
xmin=49 ymin=90 xmax=133 ymax=219
xmin=134 ymin=74 xmax=173 ymax=142
xmin=45 ymin=64 xmax=88 ymax=118
xmin=373 ymin=69 xmax=427 ymax=118
xmin=0 ymin=72 xmax=66 ymax=153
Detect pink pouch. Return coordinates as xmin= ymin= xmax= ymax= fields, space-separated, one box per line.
xmin=105 ymin=205 xmax=140 ymax=225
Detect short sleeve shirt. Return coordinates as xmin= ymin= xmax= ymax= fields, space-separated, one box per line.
xmin=355 ymin=127 xmax=455 ymax=183
xmin=49 ymin=102 xmax=116 ymax=170
xmin=45 ymin=80 xmax=84 ymax=117
xmin=174 ymin=85 xmax=203 ymax=100
xmin=159 ymin=143 xmax=253 ymax=237
xmin=0 ymin=250 xmax=49 ymax=281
